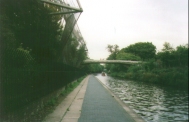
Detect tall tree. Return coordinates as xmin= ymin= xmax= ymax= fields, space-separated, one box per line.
xmin=106 ymin=44 xmax=119 ymax=54
xmin=123 ymin=42 xmax=156 ymax=60
xmin=162 ymin=42 xmax=174 ymax=52
xmin=116 ymin=52 xmax=141 ymax=61
xmin=157 ymin=43 xmax=188 ymax=67
xmin=113 ymin=44 xmax=119 ymax=53
xmin=63 ymin=37 xmax=88 ymax=67
xmin=175 ymin=45 xmax=188 ymax=66
xmin=1 ymin=0 xmax=63 ymax=63
xmin=106 ymin=44 xmax=114 ymax=54
xmin=106 ymin=44 xmax=120 ymax=60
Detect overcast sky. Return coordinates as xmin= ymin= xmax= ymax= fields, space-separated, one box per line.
xmin=77 ymin=0 xmax=188 ymax=60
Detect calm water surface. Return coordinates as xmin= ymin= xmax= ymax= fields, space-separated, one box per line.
xmin=95 ymin=73 xmax=188 ymax=122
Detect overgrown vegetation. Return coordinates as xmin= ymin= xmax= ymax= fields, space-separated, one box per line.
xmin=46 ymin=76 xmax=86 ymax=107
xmin=26 ymin=76 xmax=86 ymax=122
xmin=83 ymin=63 xmax=104 ymax=73
xmin=0 ymin=0 xmax=88 ymax=117
xmin=106 ymin=42 xmax=188 ymax=90
xmin=0 ymin=0 xmax=88 ymax=66
xmin=60 ymin=76 xmax=86 ymax=96
xmin=1 ymin=0 xmax=63 ymax=63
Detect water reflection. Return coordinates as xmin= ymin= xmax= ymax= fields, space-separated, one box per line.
xmin=95 ymin=74 xmax=188 ymax=122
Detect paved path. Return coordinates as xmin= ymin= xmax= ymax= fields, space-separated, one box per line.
xmin=78 ymin=75 xmax=136 ymax=122
xmin=43 ymin=75 xmax=145 ymax=122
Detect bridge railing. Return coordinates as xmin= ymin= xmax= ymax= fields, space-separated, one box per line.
xmin=83 ymin=60 xmax=144 ymax=64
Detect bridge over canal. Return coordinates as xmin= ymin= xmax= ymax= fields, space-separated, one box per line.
xmin=83 ymin=59 xmax=143 ymax=64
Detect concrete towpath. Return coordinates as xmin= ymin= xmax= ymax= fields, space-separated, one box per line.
xmin=43 ymin=75 xmax=145 ymax=122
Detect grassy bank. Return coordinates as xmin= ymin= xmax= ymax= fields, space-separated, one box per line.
xmin=109 ymin=67 xmax=188 ymax=90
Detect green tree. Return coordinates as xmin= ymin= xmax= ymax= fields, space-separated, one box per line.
xmin=107 ymin=52 xmax=117 ymax=60
xmin=75 ymin=45 xmax=88 ymax=67
xmin=63 ymin=37 xmax=88 ymax=67
xmin=0 ymin=14 xmax=17 ymax=49
xmin=116 ymin=51 xmax=141 ymax=61
xmin=162 ymin=42 xmax=174 ymax=52
xmin=1 ymin=0 xmax=63 ymax=63
xmin=113 ymin=44 xmax=119 ymax=53
xmin=106 ymin=44 xmax=119 ymax=54
xmin=123 ymin=42 xmax=156 ymax=60
xmin=83 ymin=64 xmax=103 ymax=73
xmin=157 ymin=43 xmax=188 ymax=67
xmin=107 ymin=44 xmax=114 ymax=54
xmin=106 ymin=44 xmax=120 ymax=60
xmin=157 ymin=51 xmax=172 ymax=67
xmin=175 ymin=45 xmax=188 ymax=66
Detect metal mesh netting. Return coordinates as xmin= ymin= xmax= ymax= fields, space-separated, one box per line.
xmin=41 ymin=0 xmax=83 ymax=49
xmin=72 ymin=23 xmax=87 ymax=49
xmin=0 ymin=0 xmax=87 ymax=118
xmin=0 ymin=48 xmax=86 ymax=114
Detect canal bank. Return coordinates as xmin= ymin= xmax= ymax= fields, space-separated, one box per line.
xmin=43 ymin=75 xmax=145 ymax=122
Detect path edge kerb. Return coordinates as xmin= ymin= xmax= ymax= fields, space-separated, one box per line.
xmin=43 ymin=75 xmax=89 ymax=122
xmin=93 ymin=75 xmax=146 ymax=122
xmin=60 ymin=75 xmax=89 ymax=122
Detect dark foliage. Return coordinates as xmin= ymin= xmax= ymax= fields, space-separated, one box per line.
xmin=106 ymin=42 xmax=188 ymax=90
xmin=123 ymin=42 xmax=156 ymax=60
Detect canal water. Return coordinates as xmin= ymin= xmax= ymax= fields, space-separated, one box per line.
xmin=95 ymin=73 xmax=188 ymax=122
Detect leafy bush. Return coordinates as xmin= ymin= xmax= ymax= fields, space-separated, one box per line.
xmin=116 ymin=52 xmax=141 ymax=61
xmin=106 ymin=42 xmax=188 ymax=90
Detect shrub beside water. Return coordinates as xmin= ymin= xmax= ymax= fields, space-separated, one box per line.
xmin=109 ymin=67 xmax=188 ymax=90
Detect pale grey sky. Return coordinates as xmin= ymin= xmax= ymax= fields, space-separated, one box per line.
xmin=77 ymin=0 xmax=188 ymax=60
